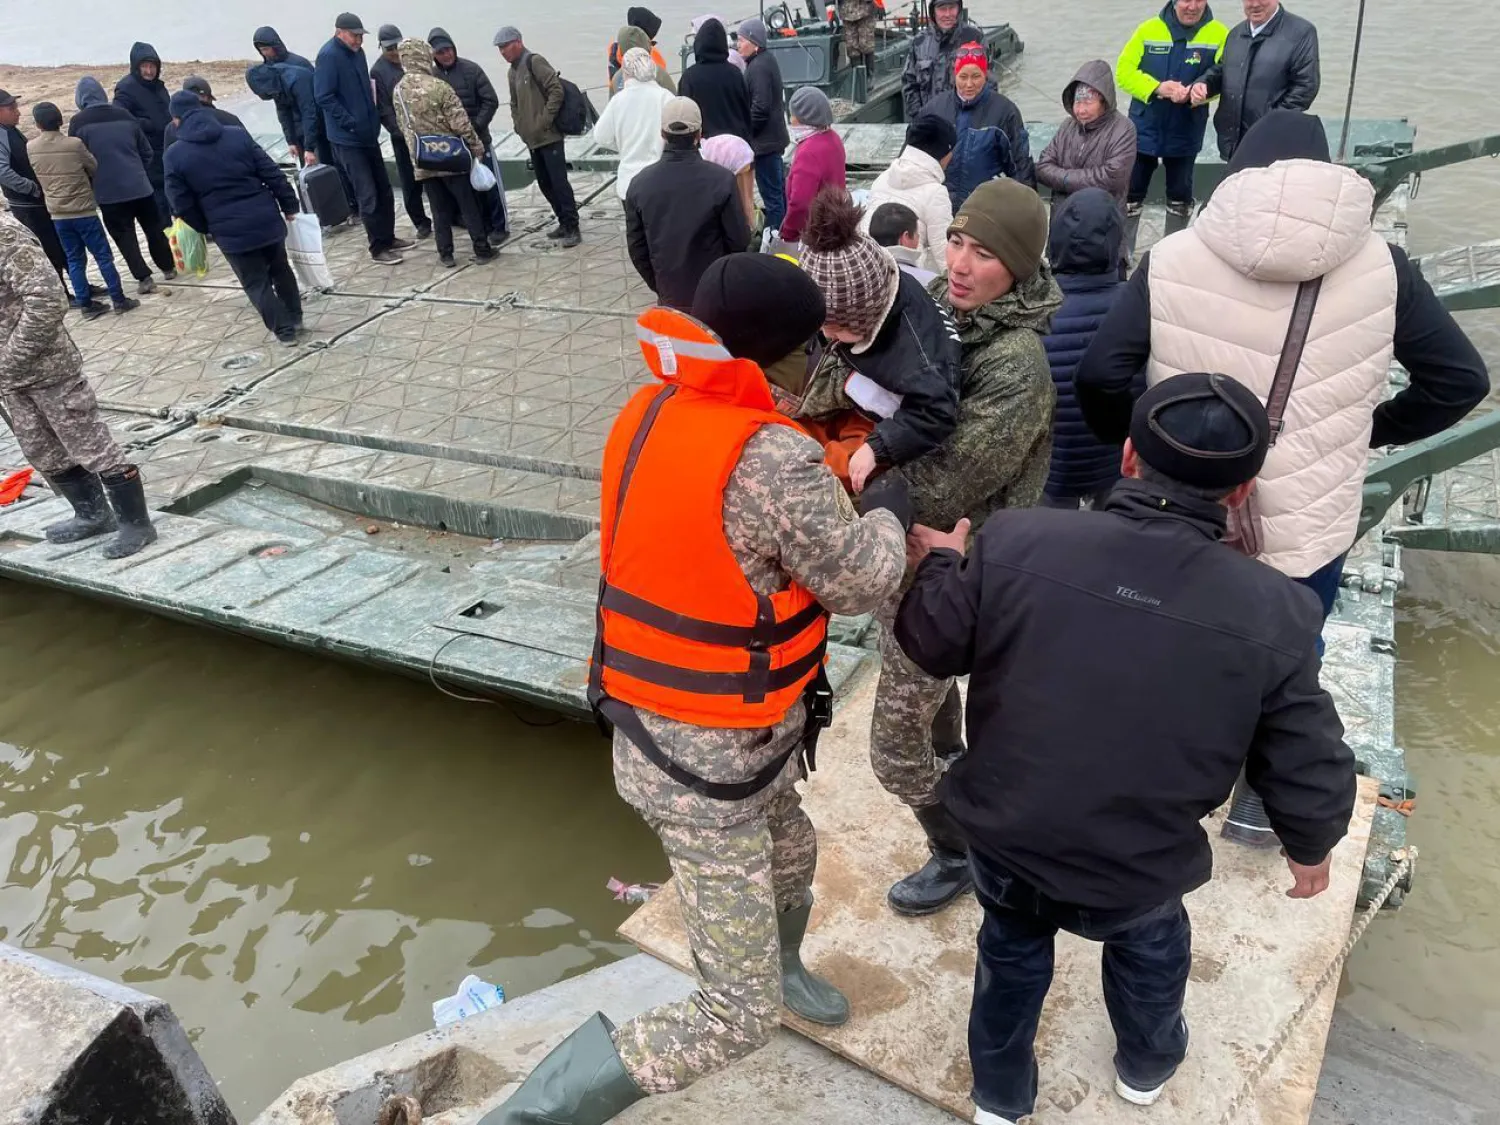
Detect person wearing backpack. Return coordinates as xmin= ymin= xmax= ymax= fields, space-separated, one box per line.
xmin=496 ymin=26 xmax=581 ymax=247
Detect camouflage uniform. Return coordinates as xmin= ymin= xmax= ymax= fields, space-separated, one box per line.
xmin=801 ymin=265 xmax=1062 ymax=808
xmin=611 ymin=423 xmax=906 ymax=1093
xmin=393 ymin=40 xmax=488 ymax=182
xmin=0 ymin=213 xmax=127 ymax=477
xmin=840 ymin=0 xmax=879 ymax=58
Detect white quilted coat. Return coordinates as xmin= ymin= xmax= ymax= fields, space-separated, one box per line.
xmin=1146 ymin=159 xmax=1397 ymax=578
xmin=862 ymin=146 xmax=954 ymax=275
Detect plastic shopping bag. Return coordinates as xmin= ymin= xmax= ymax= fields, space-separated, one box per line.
xmin=167 ymin=218 xmax=209 ymax=278
xmin=432 ymin=974 xmax=505 ymax=1027
xmin=469 ymin=159 xmax=497 ymax=193
xmin=285 ymin=213 xmax=335 ymax=291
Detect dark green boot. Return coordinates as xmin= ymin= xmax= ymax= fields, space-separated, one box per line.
xmin=99 ymin=466 xmax=158 ymax=560
xmin=778 ymin=892 xmax=850 ymax=1026
xmin=43 ymin=465 xmax=116 ymax=544
xmin=478 ymin=1013 xmax=645 ymax=1125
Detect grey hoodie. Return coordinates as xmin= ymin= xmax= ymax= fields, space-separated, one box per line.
xmin=67 ymin=76 xmax=156 ymax=205
xmin=1035 ymin=59 xmax=1138 ymax=207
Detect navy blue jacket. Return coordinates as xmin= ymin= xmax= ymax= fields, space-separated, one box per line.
xmin=70 ymin=77 xmax=156 ymax=206
xmin=1122 ymin=3 xmax=1228 ymax=158
xmin=164 ymin=111 xmax=299 ymax=253
xmin=314 ymin=35 xmax=381 ymax=148
xmin=247 ymin=62 xmax=322 ymax=152
xmin=928 ymin=85 xmax=1035 ymax=210
xmin=1041 ymin=188 xmax=1128 ymax=499
xmin=113 ymin=42 xmax=171 ymax=185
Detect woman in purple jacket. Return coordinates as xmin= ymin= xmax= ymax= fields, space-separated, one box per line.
xmin=779 ymin=87 xmax=846 ymax=244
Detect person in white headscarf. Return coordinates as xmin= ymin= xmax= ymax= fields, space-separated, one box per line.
xmin=593 ymin=47 xmax=676 ymax=201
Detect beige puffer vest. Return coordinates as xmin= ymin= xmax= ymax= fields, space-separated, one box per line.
xmin=1147 ymin=159 xmax=1397 ymax=578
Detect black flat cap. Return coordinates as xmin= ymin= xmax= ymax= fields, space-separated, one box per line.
xmin=1130 ymin=372 xmax=1271 ymax=489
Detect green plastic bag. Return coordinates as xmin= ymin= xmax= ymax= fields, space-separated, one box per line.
xmin=167 ymin=218 xmax=209 ymax=278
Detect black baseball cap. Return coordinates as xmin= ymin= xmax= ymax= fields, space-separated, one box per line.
xmin=183 ymin=76 xmax=215 ymax=100
xmin=335 ymin=13 xmax=369 ymax=34
xmin=0 ymin=90 xmax=18 ymax=108
xmin=1130 ymin=372 xmax=1271 ymax=489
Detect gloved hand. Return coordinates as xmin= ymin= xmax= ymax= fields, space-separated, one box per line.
xmin=857 ymin=471 xmax=912 ymax=531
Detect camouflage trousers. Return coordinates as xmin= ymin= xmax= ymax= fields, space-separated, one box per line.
xmin=841 ymin=9 xmax=876 ymax=56
xmin=870 ymin=591 xmax=960 ymax=808
xmin=1 ymin=375 xmax=126 ymax=477
xmin=614 ymin=787 xmax=816 ymax=1094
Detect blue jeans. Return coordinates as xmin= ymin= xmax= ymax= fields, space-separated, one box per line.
xmin=968 ymin=850 xmax=1191 ymax=1120
xmin=53 ymin=216 xmax=124 ymax=304
xmin=754 ymin=152 xmax=786 ymax=232
xmin=1294 ymin=551 xmax=1347 ymax=656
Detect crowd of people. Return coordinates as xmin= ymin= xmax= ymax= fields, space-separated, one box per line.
xmin=0 ymin=3 xmax=1493 ymax=1123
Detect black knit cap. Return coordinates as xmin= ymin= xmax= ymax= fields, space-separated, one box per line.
xmin=1130 ymin=373 xmax=1271 ymax=489
xmin=1227 ymin=109 xmax=1331 ymax=174
xmin=694 ymin=254 xmax=826 ymax=368
xmin=31 ymin=102 xmax=64 ymax=131
xmin=627 ymin=6 xmax=663 ymax=38
xmin=905 ymin=113 xmax=957 ymax=162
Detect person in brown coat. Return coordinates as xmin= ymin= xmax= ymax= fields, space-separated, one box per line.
xmin=1036 ymin=60 xmax=1138 ymax=211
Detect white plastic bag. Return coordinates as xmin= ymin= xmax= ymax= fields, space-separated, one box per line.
xmin=432 ymin=974 xmax=505 ymax=1027
xmin=285 ymin=213 xmax=334 ymax=291
xmin=470 ymin=160 xmax=497 ymax=193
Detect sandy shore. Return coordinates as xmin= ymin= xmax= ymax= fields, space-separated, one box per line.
xmin=0 ymin=60 xmax=253 ymax=131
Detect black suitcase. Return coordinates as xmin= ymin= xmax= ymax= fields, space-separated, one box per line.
xmin=300 ymin=164 xmax=351 ymax=227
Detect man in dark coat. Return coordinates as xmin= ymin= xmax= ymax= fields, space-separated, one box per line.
xmin=1191 ymin=0 xmax=1319 ymax=159
xmin=252 ymin=25 xmax=359 ymax=213
xmin=163 ymin=78 xmax=244 ymax=151
xmin=678 ymin=18 xmax=753 ymax=142
xmin=70 ymin=76 xmax=176 ymax=291
xmin=0 ymin=90 xmax=75 ymax=298
xmin=737 ymin=18 xmax=790 ymax=235
xmin=901 ymin=0 xmax=985 ymax=121
xmin=429 ymin=27 xmax=508 ymax=240
xmin=112 ymin=42 xmax=172 ymax=224
xmin=164 ymin=91 xmax=303 ymax=345
xmin=897 ymin=371 xmax=1357 ymax=1123
xmin=625 ymin=98 xmax=750 ymax=309
xmin=371 ymin=25 xmax=432 ymax=239
xmin=1040 ymin=188 xmax=1127 ymax=508
xmin=314 ymin=14 xmax=409 ymax=262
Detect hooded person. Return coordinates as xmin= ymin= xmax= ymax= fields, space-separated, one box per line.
xmin=252 ymin=26 xmax=314 ymax=70
xmin=1036 ymin=60 xmax=1138 ymax=210
xmin=678 ymin=18 xmax=753 ymax=141
xmin=739 ymin=17 xmax=791 ymax=233
xmin=608 ymin=7 xmax=672 ymax=90
xmin=112 ymin=42 xmax=171 ymax=220
xmin=862 ymin=114 xmax=956 ymax=274
xmin=780 ymin=88 xmax=846 ymax=244
xmin=1041 ymin=188 xmax=1129 ymax=509
xmin=427 ymin=28 xmax=502 ymax=145
xmin=592 ymin=48 xmax=675 ymax=200
xmin=370 ymin=24 xmax=433 ymax=238
xmin=163 ymin=77 xmax=244 ymax=151
xmin=607 ymin=25 xmax=677 ymax=97
xmin=70 ymin=76 xmax=177 ymax=291
xmin=901 ymin=0 xmax=986 ymax=121
xmin=795 ymin=187 xmax=962 ymax=493
xmin=692 ymin=13 xmax=748 ymax=72
xmin=477 ymin=251 xmax=908 ymax=1125
xmin=925 ymin=43 xmax=1035 ymax=207
xmin=1077 ymin=109 xmax=1488 ymax=615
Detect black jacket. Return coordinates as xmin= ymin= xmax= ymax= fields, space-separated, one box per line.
xmin=744 ymin=49 xmax=790 ymax=157
xmin=430 ymin=31 xmax=501 ymax=146
xmin=69 ymin=78 xmax=155 ymax=206
xmin=113 ymin=42 xmax=171 ymax=183
xmin=678 ymin=20 xmax=753 ymax=142
xmin=163 ymin=107 xmax=245 ymax=152
xmin=371 ymin=55 xmax=404 ymax=136
xmin=1202 ymin=6 xmax=1320 ymax=159
xmin=249 ymin=29 xmax=319 ymax=152
xmin=901 ymin=2 xmax=985 ymax=121
xmin=1074 ymin=245 xmax=1490 ymax=450
xmin=624 ymin=145 xmax=752 ymax=310
xmin=833 ymin=270 xmax=962 ymax=467
xmin=896 ymin=478 xmax=1357 ymax=910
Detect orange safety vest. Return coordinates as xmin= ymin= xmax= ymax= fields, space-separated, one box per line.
xmin=606 ymin=41 xmax=671 ymax=80
xmin=590 ymin=307 xmax=831 ymax=748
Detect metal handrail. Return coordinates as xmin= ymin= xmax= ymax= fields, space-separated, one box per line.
xmin=1358 ymin=409 xmax=1500 ymax=539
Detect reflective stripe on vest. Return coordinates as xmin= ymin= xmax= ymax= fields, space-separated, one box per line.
xmin=590 ymin=307 xmax=829 ymax=730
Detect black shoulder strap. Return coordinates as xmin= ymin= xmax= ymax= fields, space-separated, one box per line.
xmin=1265 ymin=277 xmax=1322 ymax=445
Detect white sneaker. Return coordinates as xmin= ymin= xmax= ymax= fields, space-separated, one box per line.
xmin=973 ymin=1109 xmax=1018 ymax=1125
xmin=1114 ymin=1074 xmax=1165 ymax=1106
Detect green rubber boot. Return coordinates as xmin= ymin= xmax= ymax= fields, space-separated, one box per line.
xmin=478 ymin=1013 xmax=645 ymax=1125
xmin=778 ymin=892 xmax=850 ymax=1026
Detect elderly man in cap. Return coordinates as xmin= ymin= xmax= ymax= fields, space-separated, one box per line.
xmin=496 ymin=26 xmax=581 ymax=247
xmin=163 ymin=77 xmax=244 ymax=151
xmin=872 ymin=177 xmax=1061 ymax=917
xmin=315 ymin=13 xmax=410 ymax=263
xmin=625 ymin=97 xmax=751 ymax=308
xmin=370 ymin=25 xmax=433 ymax=239
xmin=479 ymin=253 xmax=909 ymax=1124
xmin=737 ymin=18 xmax=790 ymax=237
xmin=898 ymin=371 xmax=1357 ymax=1123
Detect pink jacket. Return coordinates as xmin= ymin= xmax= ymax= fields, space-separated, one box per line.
xmin=780 ymin=128 xmax=847 ymax=242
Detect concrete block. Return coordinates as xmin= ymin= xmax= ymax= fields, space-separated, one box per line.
xmin=0 ymin=943 xmax=235 ymax=1125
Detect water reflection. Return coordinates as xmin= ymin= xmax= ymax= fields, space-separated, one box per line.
xmin=0 ymin=584 xmax=664 ymax=1116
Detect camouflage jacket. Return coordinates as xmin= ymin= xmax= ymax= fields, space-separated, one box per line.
xmin=613 ymin=424 xmax=907 ymax=829
xmin=0 ymin=212 xmax=83 ymax=395
xmin=394 ymin=40 xmax=487 ymax=181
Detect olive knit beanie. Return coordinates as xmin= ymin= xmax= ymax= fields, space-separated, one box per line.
xmin=948 ymin=178 xmax=1048 ymax=281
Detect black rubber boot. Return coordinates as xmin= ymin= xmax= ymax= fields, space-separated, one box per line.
xmin=43 ymin=465 xmax=116 ymax=544
xmin=559 ymin=227 xmax=582 ymax=248
xmin=863 ymin=52 xmax=877 ymax=78
xmin=99 ymin=466 xmax=158 ymax=559
xmin=546 ymin=223 xmax=568 ymax=240
xmin=477 ymin=1013 xmax=645 ymax=1125
xmin=888 ymin=803 xmax=973 ymax=916
xmin=932 ymin=681 xmax=965 ymax=760
xmin=778 ymin=891 xmax=850 ymax=1026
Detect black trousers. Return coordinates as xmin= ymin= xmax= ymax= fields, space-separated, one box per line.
xmin=332 ymin=143 xmax=396 ymax=254
xmin=423 ymin=176 xmax=488 ymax=257
xmin=1128 ymin=153 xmax=1196 ymax=206
xmin=315 ymin=137 xmax=359 ymax=208
xmin=223 ymin=242 xmax=303 ymax=337
xmin=388 ymin=131 xmax=431 ymax=232
xmin=11 ymin=203 xmax=71 ymax=288
xmin=100 ymin=195 xmax=177 ymax=280
xmin=531 ymin=141 xmax=578 ymax=231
